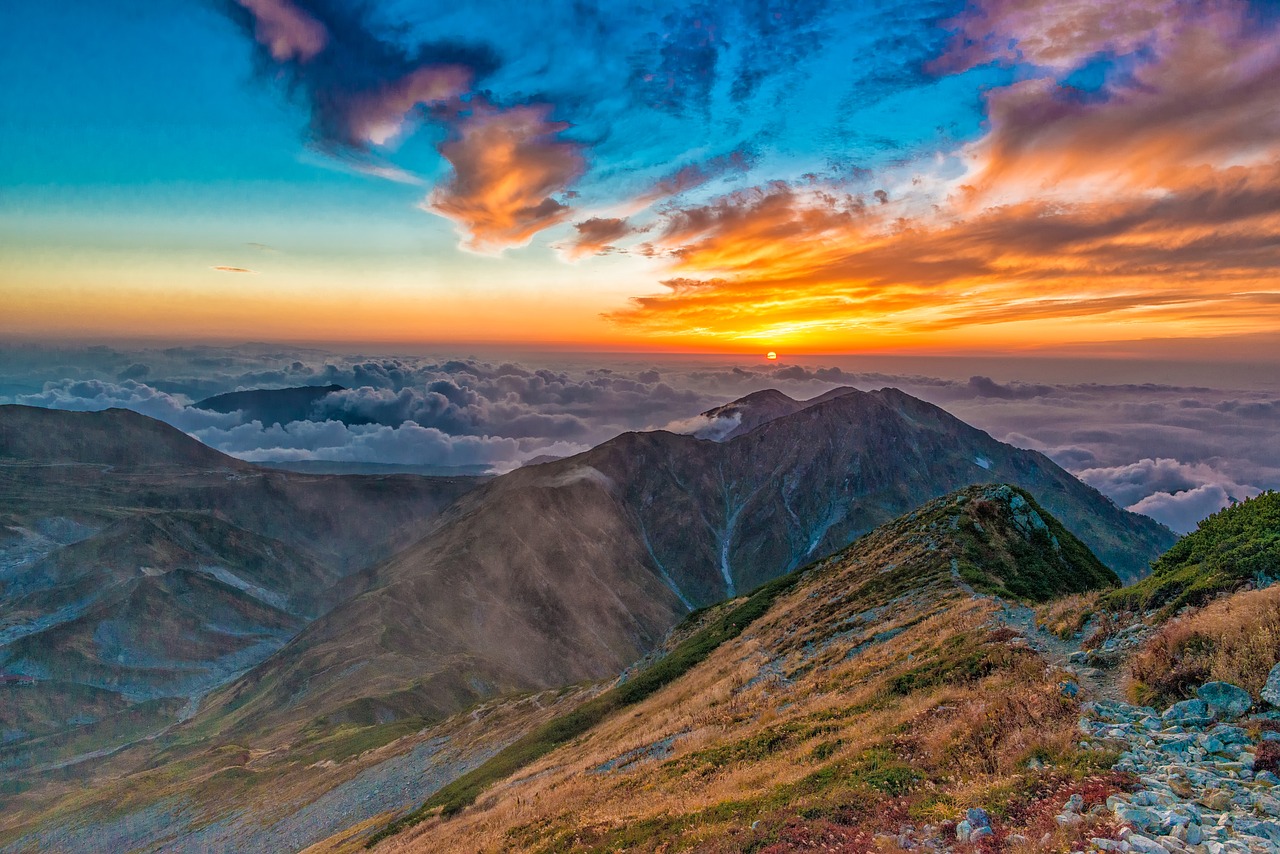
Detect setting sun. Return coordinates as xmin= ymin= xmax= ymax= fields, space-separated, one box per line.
xmin=766 ymin=351 xmax=778 ymax=360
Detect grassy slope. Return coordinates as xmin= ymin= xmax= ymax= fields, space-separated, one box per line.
xmin=1104 ymin=491 xmax=1279 ymax=618
xmin=342 ymin=484 xmax=1122 ymax=853
xmin=1 ymin=483 xmax=1125 ymax=852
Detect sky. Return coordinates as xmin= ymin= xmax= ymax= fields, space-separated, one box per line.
xmin=3 ymin=0 xmax=1280 ymax=354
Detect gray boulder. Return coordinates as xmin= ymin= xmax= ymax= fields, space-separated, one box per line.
xmin=1198 ymin=682 xmax=1253 ymax=719
xmin=1163 ymin=699 xmax=1215 ymax=726
xmin=1263 ymin=663 xmax=1280 ymax=707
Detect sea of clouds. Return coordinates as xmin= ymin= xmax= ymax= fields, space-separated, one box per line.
xmin=3 ymin=344 xmax=1277 ymax=534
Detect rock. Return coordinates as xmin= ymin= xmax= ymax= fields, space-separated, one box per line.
xmin=1126 ymin=833 xmax=1170 ymax=853
xmin=1263 ymin=664 xmax=1280 ymax=707
xmin=1198 ymin=683 xmax=1253 ymax=720
xmin=1163 ymin=699 xmax=1216 ymax=727
xmin=955 ymin=820 xmax=972 ymax=842
xmin=966 ymin=807 xmax=990 ymax=829
xmin=1212 ymin=725 xmax=1251 ymax=745
xmin=1199 ymin=790 xmax=1233 ymax=811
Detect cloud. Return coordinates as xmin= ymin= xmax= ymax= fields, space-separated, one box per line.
xmin=427 ymin=102 xmax=586 ymax=252
xmin=15 ymin=380 xmax=238 ymax=432
xmin=212 ymin=266 xmax=256 ymax=274
xmin=558 ymin=217 xmax=637 ymax=260
xmin=932 ymin=0 xmax=1186 ymax=73
xmin=7 ymin=346 xmax=1279 ymax=526
xmin=966 ymin=376 xmax=1056 ymax=400
xmin=597 ymin=0 xmax=1280 ymax=350
xmin=234 ymin=0 xmax=328 ymax=63
xmin=226 ymin=0 xmax=495 ymax=153
xmin=1126 ymin=484 xmax=1243 ymax=535
xmin=639 ymin=147 xmax=757 ymax=203
xmin=661 ymin=411 xmax=742 ymax=441
xmin=627 ymin=4 xmax=726 ymax=115
xmin=191 ymin=418 xmax=525 ymax=469
xmin=1074 ymin=457 xmax=1262 ymax=532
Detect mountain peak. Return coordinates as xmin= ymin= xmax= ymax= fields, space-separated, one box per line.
xmin=0 ymin=404 xmax=247 ymax=469
xmin=698 ymin=386 xmax=864 ymax=441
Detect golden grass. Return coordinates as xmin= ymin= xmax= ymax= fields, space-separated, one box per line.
xmin=1035 ymin=593 xmax=1102 ymax=641
xmin=366 ymin=589 xmax=1121 ymax=853
xmin=1129 ymin=585 xmax=1280 ymax=707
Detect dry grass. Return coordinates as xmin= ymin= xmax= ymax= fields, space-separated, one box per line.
xmin=367 ymin=588 xmax=1124 ymax=853
xmin=1128 ymin=585 xmax=1280 ymax=707
xmin=1035 ymin=593 xmax=1101 ymax=641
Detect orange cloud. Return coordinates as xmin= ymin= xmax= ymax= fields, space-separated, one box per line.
xmin=608 ymin=159 xmax=1280 ymax=347
xmin=965 ymin=6 xmax=1280 ymax=202
xmin=427 ymin=102 xmax=586 ymax=252
xmin=607 ymin=0 xmax=1280 ymax=351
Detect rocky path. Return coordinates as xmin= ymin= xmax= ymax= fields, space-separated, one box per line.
xmin=961 ymin=578 xmax=1280 ymax=853
xmin=1078 ymin=691 xmax=1280 ymax=853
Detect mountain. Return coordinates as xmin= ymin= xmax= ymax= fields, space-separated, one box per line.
xmin=200 ymin=387 xmax=1171 ymax=742
xmin=0 ymin=485 xmax=1127 ymax=853
xmin=194 ymin=384 xmax=346 ymax=426
xmin=306 ymin=485 xmax=1128 ymax=852
xmin=0 ymin=405 xmax=247 ymax=469
xmin=0 ymin=404 xmax=481 ymax=770
xmin=695 ymin=386 xmax=856 ymax=440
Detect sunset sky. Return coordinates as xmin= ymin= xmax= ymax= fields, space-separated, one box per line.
xmin=3 ymin=0 xmax=1280 ymax=354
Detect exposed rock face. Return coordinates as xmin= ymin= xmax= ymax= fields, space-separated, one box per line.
xmin=1263 ymin=664 xmax=1280 ymax=707
xmin=207 ymin=388 xmax=1169 ymax=735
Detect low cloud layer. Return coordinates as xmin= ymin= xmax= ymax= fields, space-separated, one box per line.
xmin=4 ymin=344 xmax=1277 ymax=531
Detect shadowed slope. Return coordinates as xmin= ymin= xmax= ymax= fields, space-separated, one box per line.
xmin=201 ymin=387 xmax=1168 ymax=742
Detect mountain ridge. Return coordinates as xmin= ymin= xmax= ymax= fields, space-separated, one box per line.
xmin=192 ymin=385 xmax=1171 ymax=742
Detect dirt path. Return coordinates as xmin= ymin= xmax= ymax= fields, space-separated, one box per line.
xmin=949 ymin=560 xmax=1125 ymax=701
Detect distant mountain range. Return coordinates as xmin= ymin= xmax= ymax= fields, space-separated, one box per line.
xmin=0 ymin=405 xmax=479 ymax=771
xmin=0 ymin=390 xmax=1178 ymax=852
xmin=192 ymin=386 xmax=1172 ymax=742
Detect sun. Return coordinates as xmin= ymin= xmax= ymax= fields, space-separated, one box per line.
xmin=766 ymin=351 xmax=778 ymax=360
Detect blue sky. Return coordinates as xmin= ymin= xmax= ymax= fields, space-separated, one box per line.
xmin=3 ymin=1 xmax=1279 ymax=353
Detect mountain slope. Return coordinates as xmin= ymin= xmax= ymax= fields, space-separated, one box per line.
xmin=0 ymin=405 xmax=247 ymax=469
xmin=0 ymin=404 xmax=481 ymax=771
xmin=200 ymin=387 xmax=1169 ymax=742
xmin=0 ymin=485 xmax=1123 ymax=854
xmin=335 ymin=485 xmax=1126 ymax=852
